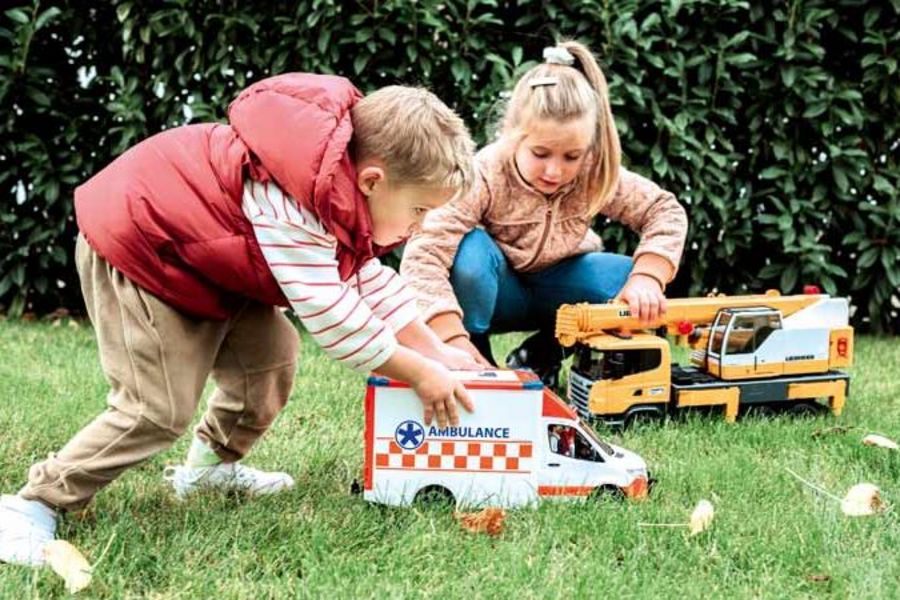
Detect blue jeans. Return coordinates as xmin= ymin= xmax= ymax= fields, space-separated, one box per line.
xmin=450 ymin=229 xmax=633 ymax=338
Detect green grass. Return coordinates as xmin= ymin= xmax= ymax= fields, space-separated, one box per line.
xmin=1 ymin=320 xmax=898 ymax=599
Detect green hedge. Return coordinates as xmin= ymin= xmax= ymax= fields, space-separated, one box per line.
xmin=1 ymin=0 xmax=898 ymax=331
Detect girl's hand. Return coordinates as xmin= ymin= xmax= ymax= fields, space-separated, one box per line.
xmin=618 ymin=275 xmax=667 ymax=324
xmin=433 ymin=341 xmax=486 ymax=370
xmin=446 ymin=336 xmax=493 ymax=367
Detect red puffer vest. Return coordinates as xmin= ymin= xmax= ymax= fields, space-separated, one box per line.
xmin=75 ymin=73 xmax=377 ymax=319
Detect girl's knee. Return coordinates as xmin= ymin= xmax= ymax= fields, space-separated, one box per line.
xmin=581 ymin=252 xmax=633 ymax=301
xmin=455 ymin=229 xmax=496 ymax=261
xmin=605 ymin=255 xmax=633 ymax=299
xmin=610 ymin=254 xmax=634 ymax=284
xmin=451 ymin=229 xmax=501 ymax=290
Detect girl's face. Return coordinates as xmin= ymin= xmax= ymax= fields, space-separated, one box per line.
xmin=513 ymin=115 xmax=594 ymax=195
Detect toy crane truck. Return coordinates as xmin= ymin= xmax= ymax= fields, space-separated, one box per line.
xmin=556 ymin=290 xmax=854 ymax=427
xmin=362 ymin=369 xmax=651 ymax=509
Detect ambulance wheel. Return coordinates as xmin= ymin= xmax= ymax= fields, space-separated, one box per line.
xmin=591 ymin=485 xmax=625 ymax=502
xmin=414 ymin=485 xmax=455 ymax=507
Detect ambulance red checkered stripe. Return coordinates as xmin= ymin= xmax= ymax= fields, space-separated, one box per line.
xmin=373 ymin=438 xmax=534 ymax=473
xmin=374 ymin=465 xmax=532 ymax=474
xmin=374 ymin=439 xmax=534 ymax=457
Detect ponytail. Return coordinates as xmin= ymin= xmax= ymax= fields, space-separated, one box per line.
xmin=559 ymin=41 xmax=621 ymax=215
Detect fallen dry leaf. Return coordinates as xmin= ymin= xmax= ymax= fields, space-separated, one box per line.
xmin=44 ymin=540 xmax=92 ymax=593
xmin=45 ymin=308 xmax=71 ymax=320
xmin=455 ymin=507 xmax=506 ymax=537
xmin=806 ymin=573 xmax=831 ymax=583
xmin=862 ymin=434 xmax=898 ymax=450
xmin=811 ymin=425 xmax=854 ymax=438
xmin=841 ymin=483 xmax=885 ymax=517
xmin=689 ymin=499 xmax=715 ymax=535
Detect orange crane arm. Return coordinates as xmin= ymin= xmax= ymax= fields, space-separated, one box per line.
xmin=555 ymin=291 xmax=824 ymax=347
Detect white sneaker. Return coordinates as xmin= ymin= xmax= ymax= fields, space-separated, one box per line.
xmin=163 ymin=463 xmax=295 ymax=500
xmin=0 ymin=494 xmax=58 ymax=567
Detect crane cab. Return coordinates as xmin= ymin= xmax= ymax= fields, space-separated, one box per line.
xmin=698 ymin=302 xmax=849 ymax=381
xmin=705 ymin=307 xmax=785 ymax=380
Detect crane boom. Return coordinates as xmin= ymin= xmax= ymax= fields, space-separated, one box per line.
xmin=556 ymin=290 xmax=825 ymax=347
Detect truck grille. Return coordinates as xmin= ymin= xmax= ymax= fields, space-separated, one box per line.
xmin=567 ymin=370 xmax=594 ymax=418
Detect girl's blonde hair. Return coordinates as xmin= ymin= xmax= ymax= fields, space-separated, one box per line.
xmin=501 ymin=40 xmax=621 ymax=215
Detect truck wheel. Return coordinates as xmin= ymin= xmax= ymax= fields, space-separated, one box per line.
xmin=788 ymin=401 xmax=824 ymax=418
xmin=414 ymin=485 xmax=455 ymax=508
xmin=624 ymin=408 xmax=665 ymax=430
xmin=590 ymin=485 xmax=625 ymax=502
xmin=745 ymin=404 xmax=776 ymax=419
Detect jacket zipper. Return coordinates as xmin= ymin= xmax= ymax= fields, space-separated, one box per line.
xmin=521 ymin=203 xmax=554 ymax=271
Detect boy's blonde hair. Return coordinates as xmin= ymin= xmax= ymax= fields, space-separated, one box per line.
xmin=501 ymin=40 xmax=622 ymax=215
xmin=351 ymin=86 xmax=475 ymax=200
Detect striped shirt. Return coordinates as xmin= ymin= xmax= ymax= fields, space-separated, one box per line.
xmin=243 ymin=180 xmax=418 ymax=372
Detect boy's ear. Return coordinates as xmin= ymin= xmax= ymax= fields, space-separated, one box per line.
xmin=357 ymin=166 xmax=386 ymax=196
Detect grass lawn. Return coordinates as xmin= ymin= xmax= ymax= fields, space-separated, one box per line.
xmin=0 ymin=319 xmax=898 ymax=599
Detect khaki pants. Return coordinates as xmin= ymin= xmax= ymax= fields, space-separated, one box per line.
xmin=21 ymin=235 xmax=299 ymax=511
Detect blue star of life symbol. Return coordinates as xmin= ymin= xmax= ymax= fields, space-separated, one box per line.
xmin=395 ymin=420 xmax=425 ymax=450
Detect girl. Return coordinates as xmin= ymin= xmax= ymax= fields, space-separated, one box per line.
xmin=401 ymin=41 xmax=688 ymax=387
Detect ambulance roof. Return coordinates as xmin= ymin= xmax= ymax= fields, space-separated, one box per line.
xmin=367 ymin=369 xmax=543 ymax=391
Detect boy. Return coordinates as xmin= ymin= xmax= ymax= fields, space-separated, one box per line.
xmin=0 ymin=73 xmax=478 ymax=567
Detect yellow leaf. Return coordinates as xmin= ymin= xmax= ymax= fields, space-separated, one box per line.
xmin=689 ymin=499 xmax=714 ymax=535
xmin=840 ymin=483 xmax=885 ymax=517
xmin=862 ymin=434 xmax=898 ymax=450
xmin=43 ymin=540 xmax=92 ymax=593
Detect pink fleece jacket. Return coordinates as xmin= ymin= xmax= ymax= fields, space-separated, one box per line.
xmin=400 ymin=142 xmax=688 ymax=342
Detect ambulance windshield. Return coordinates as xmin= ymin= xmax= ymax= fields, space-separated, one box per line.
xmin=579 ymin=424 xmax=614 ymax=456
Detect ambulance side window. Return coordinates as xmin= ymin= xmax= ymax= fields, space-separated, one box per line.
xmin=548 ymin=426 xmax=561 ymax=453
xmin=547 ymin=425 xmax=576 ymax=458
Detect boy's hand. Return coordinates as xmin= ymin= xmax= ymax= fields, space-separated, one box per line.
xmin=618 ymin=275 xmax=667 ymax=324
xmin=374 ymin=345 xmax=476 ymax=428
xmin=412 ymin=360 xmax=475 ymax=428
xmin=436 ymin=340 xmax=489 ymax=369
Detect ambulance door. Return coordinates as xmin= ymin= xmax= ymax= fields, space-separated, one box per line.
xmin=539 ymin=422 xmax=608 ymax=496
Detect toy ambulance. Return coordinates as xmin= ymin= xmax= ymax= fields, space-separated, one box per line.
xmin=362 ymin=369 xmax=651 ymax=509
